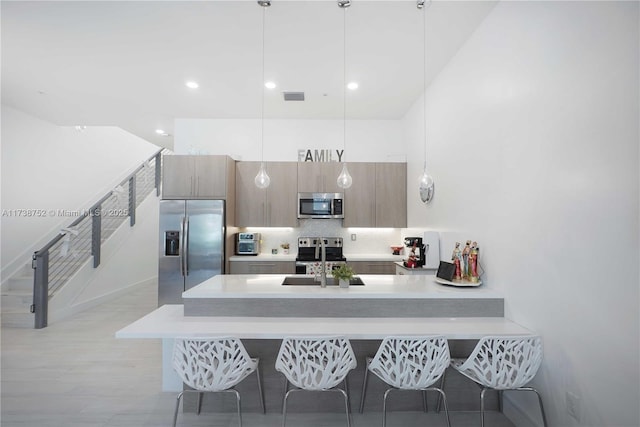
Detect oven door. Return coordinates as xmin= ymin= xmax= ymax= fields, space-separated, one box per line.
xmin=295 ymin=261 xmax=345 ymax=275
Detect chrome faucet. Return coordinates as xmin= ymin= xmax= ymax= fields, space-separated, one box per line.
xmin=314 ymin=238 xmax=327 ymax=287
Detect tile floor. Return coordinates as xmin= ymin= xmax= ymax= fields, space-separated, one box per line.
xmin=1 ymin=283 xmax=515 ymax=427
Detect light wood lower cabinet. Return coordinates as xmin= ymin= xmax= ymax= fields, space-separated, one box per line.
xmin=229 ymin=260 xmax=295 ymax=274
xmin=347 ymin=261 xmax=396 ymax=275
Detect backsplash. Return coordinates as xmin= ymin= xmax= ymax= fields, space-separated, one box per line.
xmin=245 ymin=220 xmax=404 ymax=256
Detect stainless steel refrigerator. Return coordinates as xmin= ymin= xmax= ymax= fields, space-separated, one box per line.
xmin=158 ymin=200 xmax=225 ymax=306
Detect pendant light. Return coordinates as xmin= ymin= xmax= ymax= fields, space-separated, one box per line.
xmin=417 ymin=0 xmax=434 ymax=203
xmin=336 ymin=0 xmax=353 ymax=189
xmin=255 ymin=0 xmax=271 ymax=189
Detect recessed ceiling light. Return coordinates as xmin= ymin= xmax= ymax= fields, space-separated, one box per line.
xmin=185 ymin=81 xmax=199 ymax=89
xmin=347 ymin=82 xmax=359 ymax=90
xmin=265 ymin=81 xmax=276 ymax=89
xmin=155 ymin=129 xmax=170 ymax=136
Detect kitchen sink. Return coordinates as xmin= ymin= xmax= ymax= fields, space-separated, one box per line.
xmin=281 ymin=276 xmax=365 ymax=286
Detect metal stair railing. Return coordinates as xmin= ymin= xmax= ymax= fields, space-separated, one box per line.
xmin=31 ymin=149 xmax=164 ymax=329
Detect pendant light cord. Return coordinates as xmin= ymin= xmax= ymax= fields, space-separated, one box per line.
xmin=422 ymin=2 xmax=427 ymax=170
xmin=261 ymin=5 xmax=266 ymax=163
xmin=343 ymin=5 xmax=347 ymax=162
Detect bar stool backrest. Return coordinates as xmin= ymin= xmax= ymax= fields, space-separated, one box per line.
xmin=457 ymin=335 xmax=543 ymax=389
xmin=275 ymin=336 xmax=357 ymax=391
xmin=172 ymin=336 xmax=257 ymax=392
xmin=368 ymin=335 xmax=450 ymax=390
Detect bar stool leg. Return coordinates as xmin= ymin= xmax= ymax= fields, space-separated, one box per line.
xmin=480 ymin=387 xmax=488 ymax=427
xmin=435 ymin=368 xmax=447 ymax=413
xmin=196 ymin=392 xmax=203 ymax=414
xmin=359 ymin=356 xmax=372 ymax=413
xmin=255 ymin=362 xmax=265 ymax=414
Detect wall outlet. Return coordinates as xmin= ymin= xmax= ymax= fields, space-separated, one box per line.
xmin=566 ymin=391 xmax=581 ymax=422
xmin=350 ymin=233 xmax=357 ymax=241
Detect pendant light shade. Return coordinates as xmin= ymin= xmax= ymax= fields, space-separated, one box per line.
xmin=337 ymin=0 xmax=352 ymax=189
xmin=337 ymin=163 xmax=353 ymax=189
xmin=419 ymin=162 xmax=434 ymax=203
xmin=255 ymin=161 xmax=271 ymax=188
xmin=255 ymin=0 xmax=271 ymax=189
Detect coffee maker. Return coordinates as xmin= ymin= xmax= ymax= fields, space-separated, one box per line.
xmin=403 ymin=237 xmax=426 ymax=268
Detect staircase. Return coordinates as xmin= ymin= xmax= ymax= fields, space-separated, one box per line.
xmin=2 ymin=149 xmax=164 ymax=329
xmin=1 ymin=264 xmax=35 ymax=327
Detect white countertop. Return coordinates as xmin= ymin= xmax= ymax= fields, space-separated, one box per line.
xmin=182 ymin=274 xmax=501 ymax=299
xmin=116 ymin=305 xmax=529 ymax=340
xmin=229 ymin=254 xmax=404 ymax=262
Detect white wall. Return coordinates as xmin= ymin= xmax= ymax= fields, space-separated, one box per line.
xmin=1 ymin=106 xmax=160 ymax=278
xmin=404 ymin=2 xmax=638 ymax=426
xmin=174 ymin=118 xmax=406 ymax=162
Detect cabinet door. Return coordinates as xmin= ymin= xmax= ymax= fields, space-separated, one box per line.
xmin=194 ymin=156 xmax=228 ymax=198
xmin=297 ymin=162 xmax=342 ymax=193
xmin=375 ymin=163 xmax=407 ymax=228
xmin=162 ymin=155 xmax=196 ymax=199
xmin=348 ymin=261 xmax=395 ymax=275
xmin=235 ymin=162 xmax=267 ymax=227
xmin=343 ymin=163 xmax=376 ymax=227
xmin=229 ymin=261 xmax=294 ymax=274
xmin=266 ymin=162 xmax=298 ymax=227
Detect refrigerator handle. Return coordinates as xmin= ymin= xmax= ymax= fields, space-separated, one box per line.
xmin=179 ymin=217 xmax=186 ymax=277
xmin=184 ymin=217 xmax=190 ymax=276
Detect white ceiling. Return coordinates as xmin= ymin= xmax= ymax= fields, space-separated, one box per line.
xmin=1 ymin=0 xmax=496 ymax=149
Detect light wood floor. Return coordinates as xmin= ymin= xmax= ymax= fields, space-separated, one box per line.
xmin=1 ymin=282 xmax=515 ymax=427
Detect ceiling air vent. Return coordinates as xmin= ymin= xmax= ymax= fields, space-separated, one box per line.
xmin=283 ymin=91 xmax=305 ymax=101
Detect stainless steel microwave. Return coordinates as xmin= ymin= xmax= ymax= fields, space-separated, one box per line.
xmin=297 ymin=192 xmax=344 ymax=219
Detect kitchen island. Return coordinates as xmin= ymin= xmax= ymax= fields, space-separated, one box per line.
xmin=181 ymin=274 xmax=504 ymax=317
xmin=117 ymin=274 xmax=529 ymax=414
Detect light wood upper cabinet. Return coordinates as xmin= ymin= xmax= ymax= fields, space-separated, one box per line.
xmin=297 ymin=162 xmax=342 ymax=193
xmin=162 ymin=155 xmax=232 ymax=199
xmin=375 ymin=163 xmax=407 ymax=228
xmin=235 ymin=162 xmax=265 ymax=226
xmin=343 ymin=163 xmax=376 ymax=227
xmin=343 ymin=162 xmax=406 ymax=228
xmin=236 ymin=162 xmax=298 ymax=227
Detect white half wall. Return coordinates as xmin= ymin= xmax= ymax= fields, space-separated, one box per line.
xmin=404 ymin=2 xmax=639 ymax=426
xmin=1 ymin=106 xmax=160 ymax=279
xmin=174 ymin=118 xmax=406 ymax=162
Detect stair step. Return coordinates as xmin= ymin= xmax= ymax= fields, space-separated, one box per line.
xmin=5 ymin=276 xmax=32 ymax=291
xmin=1 ymin=290 xmax=32 ymax=311
xmin=1 ymin=310 xmax=34 ymax=328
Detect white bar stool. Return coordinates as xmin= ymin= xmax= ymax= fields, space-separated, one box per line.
xmin=171 ymin=336 xmax=265 ymax=427
xmin=275 ymin=336 xmax=357 ymax=427
xmin=446 ymin=335 xmax=548 ymax=427
xmin=365 ymin=335 xmax=452 ymax=427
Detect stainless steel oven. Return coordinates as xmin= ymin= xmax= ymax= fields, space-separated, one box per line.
xmin=295 ymin=237 xmax=346 ymax=274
